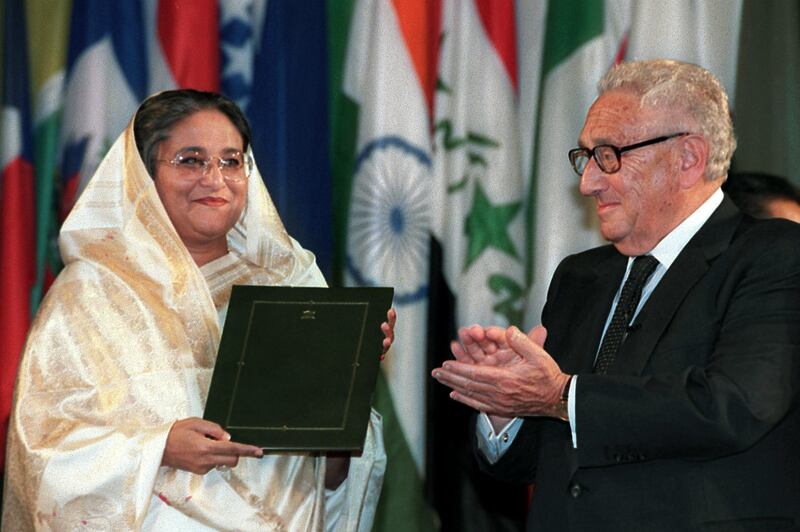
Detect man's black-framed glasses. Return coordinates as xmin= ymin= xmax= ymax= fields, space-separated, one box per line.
xmin=568 ymin=132 xmax=690 ymax=176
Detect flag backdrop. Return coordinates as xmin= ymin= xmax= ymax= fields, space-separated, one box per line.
xmin=335 ymin=0 xmax=440 ymax=528
xmin=428 ymin=1 xmax=530 ymax=528
xmin=59 ymin=0 xmax=149 ymax=217
xmin=27 ymin=0 xmax=72 ymax=309
xmin=1 ymin=0 xmax=36 ymax=474
xmin=433 ymin=0 xmax=526 ymax=328
xmin=341 ymin=0 xmax=436 ymax=475
xmin=524 ymin=0 xmax=631 ymax=324
xmin=2 ymin=0 xmax=798 ymax=527
xmin=248 ymin=0 xmax=333 ymax=278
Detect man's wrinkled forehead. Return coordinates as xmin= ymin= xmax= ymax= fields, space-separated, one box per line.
xmin=579 ymin=90 xmax=668 ymax=146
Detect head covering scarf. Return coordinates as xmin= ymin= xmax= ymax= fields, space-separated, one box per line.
xmin=2 ymin=106 xmax=385 ymax=531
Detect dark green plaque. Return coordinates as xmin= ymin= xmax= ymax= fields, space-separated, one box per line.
xmin=203 ymin=285 xmax=393 ymax=452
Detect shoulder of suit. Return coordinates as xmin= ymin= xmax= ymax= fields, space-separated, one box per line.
xmin=561 ymin=244 xmax=620 ymax=268
xmin=719 ymin=216 xmax=800 ymax=278
xmin=733 ymin=216 xmax=800 ymax=249
xmin=548 ymin=244 xmax=622 ymax=287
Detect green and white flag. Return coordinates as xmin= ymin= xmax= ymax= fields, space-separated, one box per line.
xmin=524 ymin=0 xmax=629 ymax=323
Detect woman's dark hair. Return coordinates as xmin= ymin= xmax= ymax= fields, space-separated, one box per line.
xmin=133 ymin=89 xmax=252 ymax=177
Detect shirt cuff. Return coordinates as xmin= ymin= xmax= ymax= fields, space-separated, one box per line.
xmin=568 ymin=375 xmax=577 ymax=448
xmin=475 ymin=413 xmax=523 ymax=464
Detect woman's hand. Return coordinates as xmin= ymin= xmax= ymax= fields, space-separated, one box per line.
xmin=161 ymin=417 xmax=263 ymax=475
xmin=380 ymin=308 xmax=397 ymax=360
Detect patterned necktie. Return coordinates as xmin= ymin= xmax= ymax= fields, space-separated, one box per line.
xmin=593 ymin=255 xmax=660 ymax=374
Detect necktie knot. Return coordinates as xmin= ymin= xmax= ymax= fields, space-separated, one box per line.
xmin=628 ymin=255 xmax=660 ymax=285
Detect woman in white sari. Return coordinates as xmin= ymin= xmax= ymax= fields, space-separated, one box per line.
xmin=2 ymin=90 xmax=392 ymax=531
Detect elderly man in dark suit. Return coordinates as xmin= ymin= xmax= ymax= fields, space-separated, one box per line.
xmin=433 ymin=59 xmax=800 ymax=531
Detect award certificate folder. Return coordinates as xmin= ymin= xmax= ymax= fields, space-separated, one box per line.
xmin=203 ymin=285 xmax=393 ymax=452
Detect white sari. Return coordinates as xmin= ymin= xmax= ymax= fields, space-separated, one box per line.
xmin=2 ymin=116 xmax=385 ymax=531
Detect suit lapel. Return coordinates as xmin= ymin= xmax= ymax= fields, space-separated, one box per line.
xmin=565 ymin=253 xmax=627 ymax=374
xmin=609 ymin=197 xmax=743 ymax=376
xmin=558 ymin=253 xmax=625 ymax=481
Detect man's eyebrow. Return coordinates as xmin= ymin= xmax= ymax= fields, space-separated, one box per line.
xmin=577 ymin=136 xmax=617 ymax=148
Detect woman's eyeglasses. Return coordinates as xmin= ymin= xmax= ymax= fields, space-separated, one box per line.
xmin=158 ymin=148 xmax=253 ymax=182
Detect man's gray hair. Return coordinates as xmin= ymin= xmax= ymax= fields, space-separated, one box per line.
xmin=598 ymin=59 xmax=736 ymax=180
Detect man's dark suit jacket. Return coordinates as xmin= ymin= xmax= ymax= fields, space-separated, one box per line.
xmin=477 ymin=197 xmax=800 ymax=531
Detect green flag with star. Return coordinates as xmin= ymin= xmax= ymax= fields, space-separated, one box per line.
xmin=464 ymin=183 xmax=522 ymax=269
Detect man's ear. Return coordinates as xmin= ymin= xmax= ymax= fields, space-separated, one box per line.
xmin=678 ymin=134 xmax=709 ymax=189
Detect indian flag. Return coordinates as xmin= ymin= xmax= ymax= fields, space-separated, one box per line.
xmin=331 ymin=0 xmax=438 ymax=528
